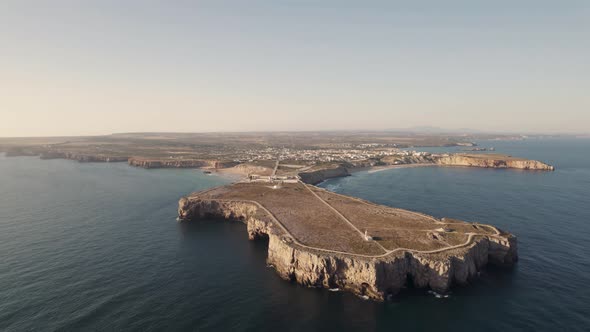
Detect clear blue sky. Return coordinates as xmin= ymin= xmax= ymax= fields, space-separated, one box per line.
xmin=1 ymin=0 xmax=588 ymax=136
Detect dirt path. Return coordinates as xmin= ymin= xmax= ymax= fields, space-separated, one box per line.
xmin=191 ymin=197 xmax=499 ymax=259
xmin=302 ymin=183 xmax=389 ymax=254
xmin=186 ymin=182 xmax=502 ymax=258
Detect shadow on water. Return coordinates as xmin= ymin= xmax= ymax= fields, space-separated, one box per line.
xmin=165 ymin=191 xmax=528 ymax=331
xmin=182 ymin=220 xmax=495 ymax=280
xmin=176 ymin=218 xmax=272 ymax=267
xmin=177 ymin=217 xmax=518 ymax=298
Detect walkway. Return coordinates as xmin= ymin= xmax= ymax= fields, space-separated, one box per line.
xmin=271 ymin=159 xmax=279 ymax=178
xmin=189 ymin=190 xmax=503 ymax=259
xmin=301 ymin=183 xmax=389 ymax=254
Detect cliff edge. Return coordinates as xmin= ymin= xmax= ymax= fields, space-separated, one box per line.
xmin=178 ymin=182 xmax=517 ymax=301
xmin=435 ymin=154 xmax=554 ymax=170
xmin=381 ymin=153 xmax=554 ymax=171
xmin=298 ymin=165 xmax=350 ymax=185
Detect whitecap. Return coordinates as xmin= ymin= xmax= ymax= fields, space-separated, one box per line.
xmin=325 ymin=184 xmax=341 ymax=192
xmin=428 ymin=290 xmax=450 ymax=299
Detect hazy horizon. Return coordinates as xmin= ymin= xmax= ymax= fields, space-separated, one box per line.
xmin=2 ymin=1 xmax=589 ymax=137
xmin=0 ymin=127 xmax=588 ymax=139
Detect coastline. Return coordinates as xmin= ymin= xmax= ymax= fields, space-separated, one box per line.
xmin=179 ymin=182 xmax=518 ymax=301
xmin=0 ymin=151 xmax=554 ymax=188
xmin=0 ymin=149 xmax=551 ymax=302
xmin=2 ymin=138 xmax=587 ymax=330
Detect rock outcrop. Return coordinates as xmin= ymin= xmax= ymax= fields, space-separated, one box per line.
xmin=128 ymin=157 xmax=238 ymax=169
xmin=434 ymin=154 xmax=554 ymax=171
xmin=178 ymin=196 xmax=517 ymax=301
xmin=298 ymin=166 xmax=350 ymax=185
xmin=381 ymin=153 xmax=554 ymax=171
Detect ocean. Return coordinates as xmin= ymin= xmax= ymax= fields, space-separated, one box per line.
xmin=1 ymin=138 xmax=589 ymax=331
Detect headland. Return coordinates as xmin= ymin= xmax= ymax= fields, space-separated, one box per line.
xmin=1 ymin=132 xmax=555 ymax=300
xmin=178 ymin=181 xmax=517 ymax=301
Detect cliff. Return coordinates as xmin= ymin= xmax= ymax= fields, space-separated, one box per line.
xmin=298 ymin=166 xmax=350 ymax=184
xmin=434 ymin=154 xmax=554 ymax=171
xmin=128 ymin=157 xmax=238 ymax=169
xmin=178 ymin=183 xmax=518 ymax=301
xmin=381 ymin=153 xmax=554 ymax=171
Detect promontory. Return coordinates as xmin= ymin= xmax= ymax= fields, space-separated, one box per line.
xmin=0 ymin=132 xmax=554 ymax=300
xmin=178 ymin=181 xmax=518 ymax=301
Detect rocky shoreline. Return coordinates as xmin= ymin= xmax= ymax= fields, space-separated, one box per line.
xmin=178 ymin=188 xmax=518 ymax=301
xmin=127 ymin=157 xmax=238 ymax=169
xmin=297 ymin=166 xmax=351 ymax=185
xmin=434 ymin=154 xmax=555 ymax=171
xmin=1 ymin=146 xmax=554 ymax=175
xmin=300 ymin=154 xmax=554 ymax=184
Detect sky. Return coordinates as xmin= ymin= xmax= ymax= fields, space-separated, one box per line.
xmin=1 ymin=0 xmax=589 ymax=137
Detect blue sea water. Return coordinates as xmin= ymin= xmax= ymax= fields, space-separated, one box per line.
xmin=1 ymin=138 xmax=589 ymax=331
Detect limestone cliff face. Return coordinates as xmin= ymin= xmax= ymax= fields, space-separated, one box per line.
xmin=178 ymin=197 xmax=517 ymax=301
xmin=435 ymin=155 xmax=554 ymax=171
xmin=381 ymin=153 xmax=554 ymax=171
xmin=298 ymin=166 xmax=350 ymax=185
xmin=129 ymin=158 xmax=237 ymax=169
xmin=266 ymin=232 xmax=516 ymax=298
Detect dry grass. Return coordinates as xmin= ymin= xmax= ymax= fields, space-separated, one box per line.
xmin=197 ymin=182 xmax=489 ymax=254
xmin=310 ymin=188 xmax=475 ymax=251
xmin=203 ymin=183 xmax=384 ymax=255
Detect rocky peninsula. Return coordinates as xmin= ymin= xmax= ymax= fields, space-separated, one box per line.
xmin=127 ymin=157 xmax=238 ymax=169
xmin=379 ymin=153 xmax=554 ymax=171
xmin=1 ymin=133 xmax=555 ymax=301
xmin=178 ymin=182 xmax=518 ymax=301
xmin=434 ymin=154 xmax=554 ymax=170
xmin=292 ymin=153 xmax=554 ymax=184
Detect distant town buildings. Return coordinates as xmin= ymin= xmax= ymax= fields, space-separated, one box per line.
xmin=234 ymin=146 xmax=409 ymax=163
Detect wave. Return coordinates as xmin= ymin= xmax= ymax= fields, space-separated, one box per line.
xmin=427 ymin=290 xmax=450 ymax=299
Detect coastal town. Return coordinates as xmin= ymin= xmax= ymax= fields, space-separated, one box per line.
xmin=0 ymin=132 xmax=554 ymax=185
xmin=233 ymin=146 xmax=431 ymax=163
xmin=0 ymin=131 xmax=483 ymax=162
